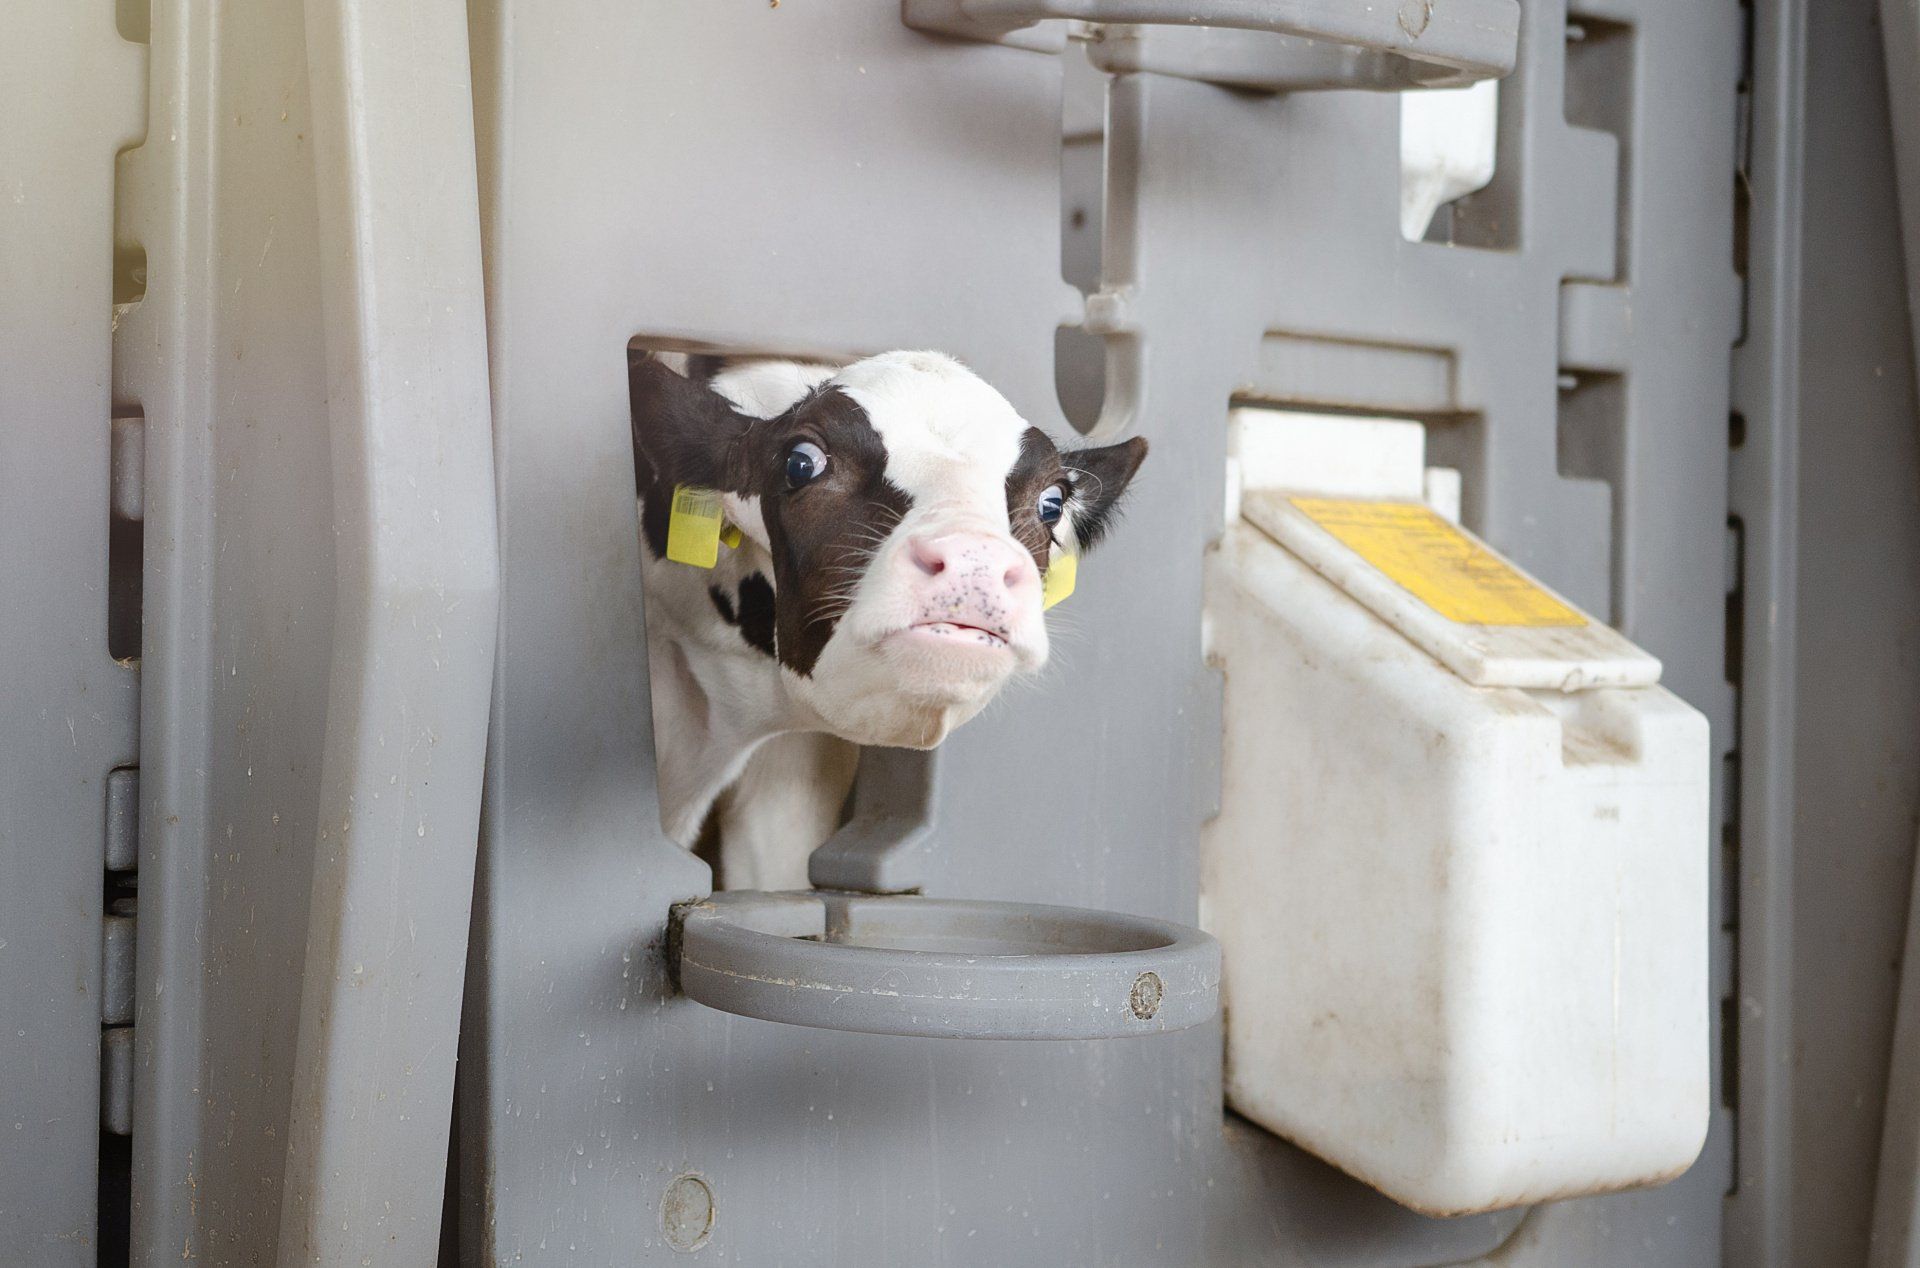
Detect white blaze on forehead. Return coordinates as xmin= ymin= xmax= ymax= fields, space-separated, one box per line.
xmin=706 ymin=359 xmax=840 ymax=550
xmin=829 ymin=351 xmax=1027 ymax=508
xmin=708 ymin=358 xmax=837 ymax=418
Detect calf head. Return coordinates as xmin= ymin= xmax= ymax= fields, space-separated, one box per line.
xmin=631 ymin=350 xmax=1147 ymax=748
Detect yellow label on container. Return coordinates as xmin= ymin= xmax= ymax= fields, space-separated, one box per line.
xmin=1288 ymin=497 xmax=1586 ymax=628
xmin=1042 ymin=552 xmax=1077 ymax=610
xmin=666 ymin=485 xmax=726 ymax=569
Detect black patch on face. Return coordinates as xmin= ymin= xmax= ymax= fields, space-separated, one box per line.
xmin=743 ymin=388 xmax=911 ymax=677
xmin=704 ymin=576 xmax=778 ymax=660
xmin=629 ymin=351 xmax=713 ymax=562
xmin=1004 ymin=427 xmax=1067 ymax=575
xmin=1005 ymin=428 xmax=1149 ymax=569
xmin=630 ymin=354 xmax=913 ymax=678
xmin=707 ymin=577 xmax=777 ymax=660
xmin=639 ymin=480 xmax=671 ymax=560
xmin=629 ymin=349 xmax=757 ymax=499
xmin=735 ymin=573 xmax=778 ymax=659
xmin=1061 ymin=435 xmax=1149 ymax=552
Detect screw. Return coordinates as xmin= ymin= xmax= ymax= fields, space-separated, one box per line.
xmin=1129 ymin=971 xmax=1164 ymax=1020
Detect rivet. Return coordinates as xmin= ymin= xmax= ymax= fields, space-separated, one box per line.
xmin=662 ymin=1173 xmax=714 ymax=1252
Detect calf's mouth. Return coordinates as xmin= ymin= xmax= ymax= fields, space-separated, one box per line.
xmin=903 ymin=619 xmax=1010 ymax=650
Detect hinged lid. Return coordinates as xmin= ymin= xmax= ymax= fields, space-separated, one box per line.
xmin=1242 ymin=490 xmax=1661 ymax=691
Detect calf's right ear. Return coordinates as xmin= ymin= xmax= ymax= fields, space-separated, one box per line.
xmin=628 ymin=350 xmax=756 ymax=492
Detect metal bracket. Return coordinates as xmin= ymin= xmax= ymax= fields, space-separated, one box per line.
xmin=807 ymin=746 xmax=940 ymax=894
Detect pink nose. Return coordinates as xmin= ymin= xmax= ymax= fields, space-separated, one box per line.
xmin=905 ymin=531 xmax=1036 ymax=595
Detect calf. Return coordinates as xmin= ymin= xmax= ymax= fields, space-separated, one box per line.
xmin=630 ymin=348 xmax=1147 ymax=889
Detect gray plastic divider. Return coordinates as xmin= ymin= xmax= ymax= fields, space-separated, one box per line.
xmin=1882 ymin=0 xmax=1920 ymax=368
xmin=1874 ymin=4 xmax=1920 ymax=1256
xmin=273 ymin=0 xmax=499 ymax=1263
xmin=0 ymin=8 xmax=145 ymax=1263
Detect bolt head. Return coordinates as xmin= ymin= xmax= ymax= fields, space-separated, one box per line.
xmin=1129 ymin=971 xmax=1164 ymax=1020
xmin=662 ymin=1173 xmax=714 ymax=1252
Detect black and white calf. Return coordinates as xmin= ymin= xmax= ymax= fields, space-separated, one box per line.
xmin=629 ymin=348 xmax=1147 ymax=888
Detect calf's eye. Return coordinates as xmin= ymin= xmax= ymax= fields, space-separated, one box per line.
xmin=785 ymin=441 xmax=827 ymax=490
xmin=1036 ymin=484 xmax=1065 ymax=526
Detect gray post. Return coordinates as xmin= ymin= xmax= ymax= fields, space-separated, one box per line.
xmin=274 ymin=0 xmax=500 ymax=1261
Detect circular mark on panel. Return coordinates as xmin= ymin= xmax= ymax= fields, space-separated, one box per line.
xmin=1398 ymin=0 xmax=1433 ymax=37
xmin=1129 ymin=971 xmax=1164 ymax=1020
xmin=662 ymin=1173 xmax=714 ymax=1252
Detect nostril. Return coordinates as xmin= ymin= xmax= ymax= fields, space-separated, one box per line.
xmin=1004 ymin=561 xmax=1033 ymax=591
xmin=908 ymin=536 xmax=947 ymax=577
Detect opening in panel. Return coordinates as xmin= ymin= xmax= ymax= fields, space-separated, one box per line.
xmin=1555 ymin=371 xmax=1621 ymax=620
xmin=112 ymin=242 xmax=146 ymax=309
xmin=1732 ymin=0 xmax=1753 ymax=345
xmin=115 ymin=0 xmax=149 ymax=43
xmin=627 ymin=341 xmax=861 ymax=893
xmin=1555 ymin=371 xmax=1624 ymax=486
xmin=97 ymin=1129 xmax=131 ymax=1265
xmin=1423 ymin=78 xmax=1519 ymax=250
xmin=1401 ymin=80 xmax=1500 ymax=246
xmin=107 ymin=410 xmax=144 ymax=662
xmin=628 ymin=336 xmax=1147 ymax=894
xmin=1228 ymin=386 xmax=1484 ymax=533
xmin=1565 ymin=14 xmax=1637 ymax=276
xmin=1228 ymin=403 xmax=1460 ymax=517
xmin=1722 ymin=514 xmax=1744 ymax=965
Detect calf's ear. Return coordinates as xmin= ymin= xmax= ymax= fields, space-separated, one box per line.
xmin=629 ymin=350 xmax=756 ymax=492
xmin=1063 ymin=435 xmax=1149 ymax=552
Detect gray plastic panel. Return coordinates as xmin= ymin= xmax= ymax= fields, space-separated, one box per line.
xmin=0 ymin=6 xmax=145 ymax=1263
xmin=1872 ymin=1 xmax=1920 ymax=1258
xmin=453 ymin=0 xmax=1743 ymax=1263
xmin=99 ymin=0 xmax=500 ymax=1258
xmin=1727 ymin=0 xmax=1920 ymax=1264
xmin=1884 ymin=0 xmax=1920 ymax=381
xmin=113 ymin=0 xmax=339 ymax=1255
xmin=458 ymin=5 xmax=1299 ymax=1261
xmin=0 ymin=0 xmax=1777 ymax=1261
xmin=457 ymin=0 xmax=1658 ymax=1263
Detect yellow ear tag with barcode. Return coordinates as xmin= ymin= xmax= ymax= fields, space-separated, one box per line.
xmin=666 ymin=485 xmax=734 ymax=569
xmin=1042 ymin=552 xmax=1077 ymax=610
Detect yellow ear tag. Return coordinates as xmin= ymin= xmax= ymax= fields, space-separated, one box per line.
xmin=666 ymin=485 xmax=727 ymax=569
xmin=1042 ymin=552 xmax=1077 ymax=610
xmin=719 ymin=522 xmax=743 ymax=550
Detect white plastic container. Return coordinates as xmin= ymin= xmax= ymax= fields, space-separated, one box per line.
xmin=1203 ymin=409 xmax=1710 ymax=1216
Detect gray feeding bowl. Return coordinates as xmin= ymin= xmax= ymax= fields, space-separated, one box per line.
xmin=672 ymin=891 xmax=1221 ymax=1041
